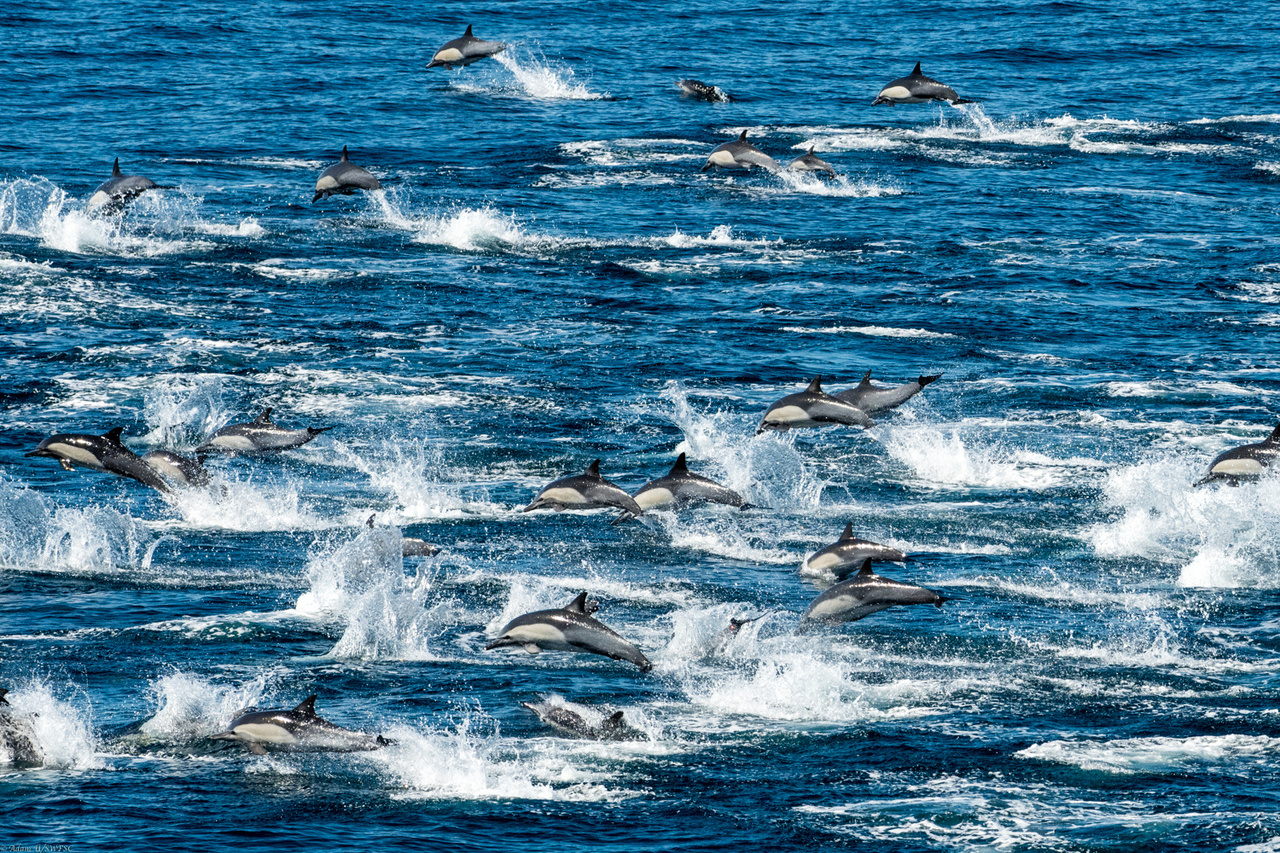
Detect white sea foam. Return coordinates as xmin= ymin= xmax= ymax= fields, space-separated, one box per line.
xmin=780 ymin=324 xmax=956 ymax=339
xmin=1017 ymin=734 xmax=1280 ymax=775
xmin=474 ymin=48 xmax=607 ymax=101
xmin=880 ymin=423 xmax=1071 ymax=491
xmin=1255 ymin=161 xmax=1280 ymax=176
xmin=140 ymin=671 xmax=275 ymax=739
xmin=1 ymin=681 xmax=102 ymax=769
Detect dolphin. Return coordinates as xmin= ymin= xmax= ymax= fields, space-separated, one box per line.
xmin=26 ymin=426 xmax=172 ymax=492
xmin=835 ymin=371 xmax=942 ymax=415
xmin=485 ymin=591 xmax=652 ymax=671
xmin=211 ymin=695 xmax=388 ymax=756
xmin=873 ymin=62 xmax=969 ymax=106
xmin=313 ymin=146 xmax=382 ymax=202
xmin=787 ymin=147 xmax=836 ymax=177
xmin=803 ymin=523 xmax=908 ymax=580
xmin=1195 ymin=423 xmax=1280 ymax=486
xmin=141 ymin=450 xmax=212 ymax=489
xmin=0 ymin=689 xmax=44 ymax=768
xmin=677 ymin=79 xmax=732 ymax=102
xmin=522 ymin=459 xmax=643 ymax=516
xmin=798 ymin=559 xmax=946 ymax=629
xmin=521 ymin=700 xmax=645 ymax=741
xmin=196 ymin=408 xmax=333 ymax=454
xmin=426 ymin=25 xmax=506 ymax=69
xmin=701 ymin=130 xmax=780 ymax=173
xmin=709 ymin=615 xmax=761 ymax=655
xmin=88 ymin=158 xmax=165 ymax=212
xmin=364 ymin=515 xmax=441 ymax=557
xmin=757 ymin=376 xmax=875 ymax=434
xmin=615 ymin=452 xmax=751 ymax=521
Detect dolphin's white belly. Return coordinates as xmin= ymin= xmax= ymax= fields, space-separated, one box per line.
xmin=87 ymin=190 xmax=113 ymax=210
xmin=504 ymin=622 xmax=569 ymax=649
xmin=877 ymin=85 xmax=913 ymax=101
xmin=433 ymin=47 xmax=464 ymax=64
xmin=315 ymin=175 xmax=340 ymax=192
xmin=708 ymin=150 xmax=738 ymax=168
xmin=45 ymin=442 xmax=109 ymax=471
xmin=765 ymin=405 xmax=816 ymax=426
xmin=1211 ymin=457 xmax=1268 ymax=477
xmin=538 ymin=486 xmax=591 ymax=506
xmin=209 ymin=435 xmax=257 ymax=451
xmin=231 ymin=723 xmax=298 ymax=744
xmin=806 ymin=551 xmax=843 ymax=572
xmin=635 ymin=487 xmax=675 ymax=510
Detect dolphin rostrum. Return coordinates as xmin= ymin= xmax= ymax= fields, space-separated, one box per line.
xmin=803 ymin=522 xmax=908 ymax=580
xmin=701 ymin=130 xmax=780 ymax=173
xmin=1195 ymin=423 xmax=1280 ymax=486
xmin=88 ymin=158 xmax=166 ymax=212
xmin=522 ymin=459 xmax=643 ymax=516
xmin=211 ymin=695 xmax=388 ymax=755
xmin=873 ymin=62 xmax=970 ymax=106
xmin=835 ymin=371 xmax=942 ymax=415
xmin=313 ymin=146 xmax=382 ymax=202
xmin=426 ymin=25 xmax=506 ymax=69
xmin=26 ymin=426 xmax=172 ymax=493
xmin=798 ymin=559 xmax=946 ymax=629
xmin=196 ymin=408 xmax=333 ymax=454
xmin=485 ymin=591 xmax=652 ymax=671
xmin=757 ymin=376 xmax=874 ymax=434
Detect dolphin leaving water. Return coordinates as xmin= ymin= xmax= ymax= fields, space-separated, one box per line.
xmin=757 ymin=376 xmax=874 ymax=434
xmin=835 ymin=371 xmax=942 ymax=415
xmin=523 ymin=459 xmax=643 ymax=516
xmin=1195 ymin=423 xmax=1280 ymax=486
xmin=313 ymin=146 xmax=382 ymax=202
xmin=427 ymin=25 xmax=506 ymax=69
xmin=197 ymin=408 xmax=333 ymax=454
xmin=211 ymin=695 xmax=388 ymax=755
xmin=677 ymin=79 xmax=732 ymax=102
xmin=27 ymin=426 xmax=171 ymax=493
xmin=88 ymin=158 xmax=166 ymax=212
xmin=873 ymin=62 xmax=969 ymax=106
xmin=799 ymin=559 xmax=946 ymax=630
xmin=701 ymin=130 xmax=780 ymax=173
xmin=615 ymin=452 xmax=751 ymax=521
xmin=486 ymin=591 xmax=652 ymax=671
xmin=521 ymin=700 xmax=646 ymax=741
xmin=787 ymin=147 xmax=836 ymax=177
xmin=803 ymin=522 xmax=909 ymax=579
xmin=141 ymin=450 xmax=212 ymax=489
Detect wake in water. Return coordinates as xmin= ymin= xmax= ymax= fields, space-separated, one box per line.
xmin=445 ymin=44 xmax=608 ymax=101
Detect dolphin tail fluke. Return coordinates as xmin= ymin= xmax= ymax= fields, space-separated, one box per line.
xmin=611 ymin=510 xmax=638 ymax=525
xmin=918 ymin=373 xmax=943 ymax=388
xmin=308 ymin=426 xmax=335 ymax=438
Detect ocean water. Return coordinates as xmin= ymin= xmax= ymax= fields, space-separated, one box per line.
xmin=3 ymin=0 xmax=1280 ymax=849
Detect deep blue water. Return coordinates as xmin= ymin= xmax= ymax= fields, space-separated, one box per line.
xmin=3 ymin=1 xmax=1280 ymax=850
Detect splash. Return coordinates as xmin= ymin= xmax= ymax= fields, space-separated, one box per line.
xmin=1017 ymin=734 xmax=1280 ymax=775
xmin=880 ymin=423 xmax=1070 ymax=491
xmin=140 ymin=671 xmax=274 ymax=739
xmin=492 ymin=48 xmax=608 ymax=101
xmin=1 ymin=681 xmax=102 ymax=769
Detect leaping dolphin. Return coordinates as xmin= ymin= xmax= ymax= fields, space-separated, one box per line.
xmin=872 ymin=62 xmax=970 ymax=106
xmin=521 ymin=700 xmax=645 ymax=741
xmin=427 ymin=25 xmax=506 ymax=69
xmin=757 ymin=376 xmax=874 ymax=434
xmin=196 ymin=408 xmax=333 ymax=454
xmin=787 ymin=147 xmax=836 ymax=177
xmin=485 ymin=591 xmax=652 ymax=671
xmin=88 ymin=158 xmax=166 ymax=212
xmin=798 ymin=559 xmax=946 ymax=630
xmin=677 ymin=79 xmax=732 ymax=103
xmin=141 ymin=450 xmax=212 ymax=489
xmin=835 ymin=371 xmax=942 ymax=415
xmin=615 ymin=452 xmax=751 ymax=521
xmin=803 ymin=523 xmax=909 ymax=580
xmin=522 ymin=459 xmax=643 ymax=516
xmin=211 ymin=695 xmax=389 ymax=755
xmin=1195 ymin=423 xmax=1280 ymax=486
xmin=313 ymin=146 xmax=382 ymax=202
xmin=26 ymin=427 xmax=172 ymax=493
xmin=701 ymin=130 xmax=780 ymax=173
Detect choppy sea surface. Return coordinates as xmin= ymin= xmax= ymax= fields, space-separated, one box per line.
xmin=3 ymin=1 xmax=1280 ymax=850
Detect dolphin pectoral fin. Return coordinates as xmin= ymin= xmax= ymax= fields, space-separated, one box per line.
xmin=59 ymin=459 xmax=75 ymax=471
xmin=522 ymin=643 xmax=541 ymax=654
xmin=247 ymin=742 xmax=268 ymax=756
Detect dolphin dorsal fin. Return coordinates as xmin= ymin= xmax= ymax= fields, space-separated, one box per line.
xmin=567 ymin=591 xmax=591 ymax=613
xmin=1268 ymin=422 xmax=1280 ymax=444
xmin=464 ymin=24 xmax=474 ymax=37
xmin=806 ymin=375 xmax=823 ymax=393
xmin=0 ymin=688 xmax=9 ymax=705
xmin=669 ymin=453 xmax=689 ymax=475
xmin=341 ymin=146 xmax=349 ymax=162
xmin=294 ymin=695 xmax=318 ymax=718
xmin=253 ymin=408 xmax=274 ymax=424
xmin=737 ymin=130 xmax=748 ymax=142
xmin=112 ymin=158 xmax=122 ymax=176
xmin=103 ymin=426 xmax=125 ymax=444
xmin=586 ymin=459 xmax=601 ymax=477
xmin=604 ymin=711 xmax=625 ymax=727
xmin=912 ymin=62 xmax=923 ymax=75
xmin=840 ymin=522 xmax=854 ymax=541
xmin=856 ymin=558 xmax=875 ymax=578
